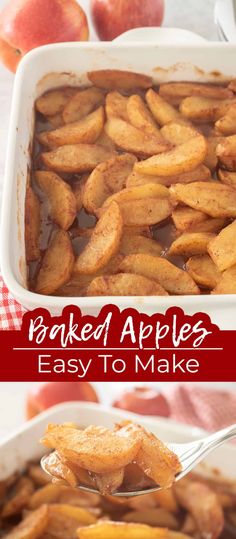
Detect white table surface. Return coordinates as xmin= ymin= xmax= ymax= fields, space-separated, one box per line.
xmin=0 ymin=0 xmax=231 ymax=437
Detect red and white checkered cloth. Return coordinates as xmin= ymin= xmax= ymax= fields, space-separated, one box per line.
xmin=0 ymin=276 xmax=25 ymax=330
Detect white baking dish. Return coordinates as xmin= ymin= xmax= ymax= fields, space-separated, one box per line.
xmin=1 ymin=41 xmax=236 ymax=327
xmin=0 ymin=401 xmax=235 ymax=482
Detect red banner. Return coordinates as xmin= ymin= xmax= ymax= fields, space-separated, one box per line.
xmin=0 ymin=305 xmax=235 ymax=381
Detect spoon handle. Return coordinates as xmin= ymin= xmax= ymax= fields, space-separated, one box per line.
xmin=175 ymin=424 xmax=236 ymax=480
xmin=201 ymin=423 xmax=236 ymax=451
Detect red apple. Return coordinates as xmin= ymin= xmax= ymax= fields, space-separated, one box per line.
xmin=91 ymin=0 xmax=164 ymax=41
xmin=113 ymin=386 xmax=170 ymax=417
xmin=0 ymin=0 xmax=89 ymax=72
xmin=26 ymin=381 xmax=99 ymax=419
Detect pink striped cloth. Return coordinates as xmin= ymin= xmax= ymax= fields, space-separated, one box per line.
xmin=164 ymin=383 xmax=236 ymax=433
xmin=114 ymin=384 xmax=236 ymax=434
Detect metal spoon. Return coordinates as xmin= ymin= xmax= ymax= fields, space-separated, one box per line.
xmin=41 ymin=423 xmax=236 ymax=497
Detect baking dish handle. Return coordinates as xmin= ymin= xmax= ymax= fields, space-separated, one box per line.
xmin=113 ymin=27 xmax=207 ymax=44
